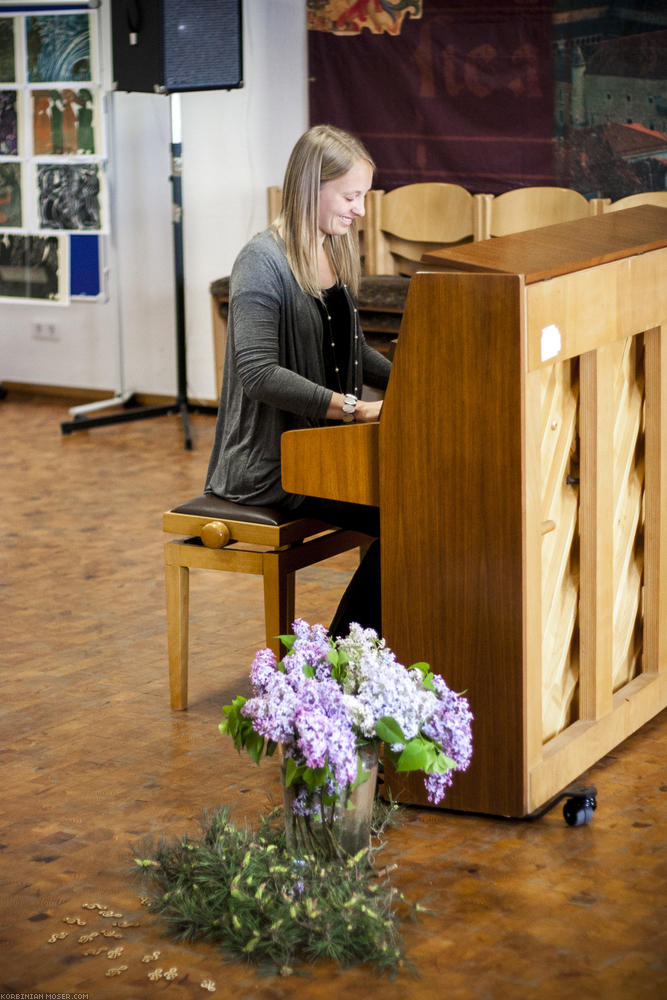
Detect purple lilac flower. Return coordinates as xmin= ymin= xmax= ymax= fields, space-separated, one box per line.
xmin=242 ymin=626 xmax=359 ymax=795
xmin=239 ymin=619 xmax=473 ymax=812
xmin=288 ymin=620 xmax=332 ymax=680
xmin=291 ymin=785 xmax=316 ymax=816
xmin=424 ymin=770 xmax=455 ymax=804
xmin=422 ymin=674 xmax=474 ymax=774
xmin=249 ymin=646 xmax=278 ymax=691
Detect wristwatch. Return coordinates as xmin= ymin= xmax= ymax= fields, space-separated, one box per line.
xmin=341 ymin=393 xmax=357 ymax=423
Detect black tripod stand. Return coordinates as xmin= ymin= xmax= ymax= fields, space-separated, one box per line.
xmin=61 ymin=94 xmax=217 ymax=449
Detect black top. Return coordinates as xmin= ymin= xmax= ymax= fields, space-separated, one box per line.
xmin=317 ymin=283 xmax=351 ymax=394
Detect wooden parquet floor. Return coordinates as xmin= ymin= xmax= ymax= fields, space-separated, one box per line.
xmin=1 ymin=392 xmax=665 ymax=1000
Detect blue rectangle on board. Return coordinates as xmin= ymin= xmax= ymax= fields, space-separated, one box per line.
xmin=70 ymin=234 xmax=100 ymax=296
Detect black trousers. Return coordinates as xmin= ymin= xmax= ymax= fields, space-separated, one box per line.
xmin=293 ymin=496 xmax=382 ymax=639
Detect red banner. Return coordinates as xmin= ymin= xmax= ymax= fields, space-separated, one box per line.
xmin=308 ymin=1 xmax=555 ymax=193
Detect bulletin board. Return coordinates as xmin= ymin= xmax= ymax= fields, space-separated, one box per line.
xmin=0 ymin=4 xmax=106 ymax=303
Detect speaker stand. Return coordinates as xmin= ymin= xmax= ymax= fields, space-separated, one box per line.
xmin=61 ymin=94 xmax=217 ymax=450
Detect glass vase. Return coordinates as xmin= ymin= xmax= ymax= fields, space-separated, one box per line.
xmin=280 ymin=743 xmax=379 ymax=861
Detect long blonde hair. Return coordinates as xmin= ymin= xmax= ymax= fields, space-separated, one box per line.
xmin=277 ymin=124 xmax=374 ymax=298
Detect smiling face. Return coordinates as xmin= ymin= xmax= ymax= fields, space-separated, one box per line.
xmin=318 ymin=158 xmax=373 ymax=241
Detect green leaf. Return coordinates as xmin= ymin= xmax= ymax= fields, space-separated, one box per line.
xmin=395 ymin=738 xmax=430 ymax=772
xmin=245 ymin=730 xmax=265 ymax=765
xmin=279 ymin=634 xmax=297 ymax=652
xmin=424 ymin=748 xmax=456 ymax=774
xmin=283 ymin=756 xmax=299 ymax=788
xmin=219 ymin=696 xmax=248 ymax=744
xmin=375 ymin=716 xmax=406 ymax=745
xmin=328 ymin=646 xmax=348 ymax=683
xmin=410 ymin=662 xmax=436 ymax=691
xmin=302 ymin=765 xmax=328 ymax=793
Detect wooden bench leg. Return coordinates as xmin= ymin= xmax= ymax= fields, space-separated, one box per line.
xmin=165 ymin=555 xmax=189 ymax=710
xmin=262 ymin=553 xmax=295 ymax=660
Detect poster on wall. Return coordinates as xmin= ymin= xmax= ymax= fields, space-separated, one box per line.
xmin=25 ymin=13 xmax=92 ymax=84
xmin=0 ymin=161 xmax=22 ymax=227
xmin=0 ymin=17 xmax=16 ymax=83
xmin=31 ymin=87 xmax=99 ymax=155
xmin=35 ymin=161 xmax=104 ymax=232
xmin=0 ymin=231 xmax=68 ymax=303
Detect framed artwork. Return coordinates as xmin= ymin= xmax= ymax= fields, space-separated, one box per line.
xmin=25 ymin=13 xmax=92 ymax=84
xmin=31 ymin=87 xmax=99 ymax=156
xmin=0 ymin=231 xmax=68 ymax=303
xmin=0 ymin=17 xmax=16 ymax=83
xmin=0 ymin=161 xmax=22 ymax=227
xmin=35 ymin=161 xmax=104 ymax=232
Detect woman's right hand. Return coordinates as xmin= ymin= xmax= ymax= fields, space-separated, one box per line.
xmin=354 ymin=399 xmax=383 ymax=422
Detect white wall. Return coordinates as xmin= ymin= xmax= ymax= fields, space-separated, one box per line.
xmin=1 ymin=0 xmax=308 ymax=402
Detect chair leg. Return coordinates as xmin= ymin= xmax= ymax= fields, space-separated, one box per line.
xmin=262 ymin=553 xmax=295 ymax=660
xmin=165 ymin=558 xmax=189 ymax=710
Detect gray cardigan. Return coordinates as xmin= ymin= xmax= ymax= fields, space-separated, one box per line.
xmin=205 ymin=229 xmax=392 ymax=509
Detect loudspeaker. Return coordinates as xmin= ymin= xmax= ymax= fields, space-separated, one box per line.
xmin=111 ymin=0 xmax=243 ymax=94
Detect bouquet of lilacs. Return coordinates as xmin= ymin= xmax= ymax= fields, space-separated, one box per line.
xmin=221 ymin=621 xmax=473 ymax=857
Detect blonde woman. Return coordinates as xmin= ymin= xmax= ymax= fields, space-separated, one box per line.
xmin=205 ymin=125 xmax=391 ymax=636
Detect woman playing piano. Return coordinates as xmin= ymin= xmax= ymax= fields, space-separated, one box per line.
xmin=205 ymin=124 xmax=392 ymax=636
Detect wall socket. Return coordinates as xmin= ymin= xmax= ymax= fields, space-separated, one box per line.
xmin=32 ymin=322 xmax=59 ymax=341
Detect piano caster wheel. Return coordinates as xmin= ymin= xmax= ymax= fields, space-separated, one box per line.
xmin=563 ymin=792 xmax=597 ymax=827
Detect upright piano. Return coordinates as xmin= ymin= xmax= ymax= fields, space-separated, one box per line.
xmin=282 ymin=205 xmax=667 ymax=817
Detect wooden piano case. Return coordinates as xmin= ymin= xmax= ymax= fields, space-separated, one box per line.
xmin=283 ymin=206 xmax=667 ymax=817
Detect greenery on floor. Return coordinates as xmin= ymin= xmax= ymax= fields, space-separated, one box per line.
xmin=132 ymin=802 xmax=421 ymax=978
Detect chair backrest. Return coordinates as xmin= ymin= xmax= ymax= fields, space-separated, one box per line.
xmin=591 ymin=190 xmax=667 ymax=214
xmin=364 ymin=182 xmax=479 ymax=276
xmin=477 ymin=186 xmax=595 ymax=240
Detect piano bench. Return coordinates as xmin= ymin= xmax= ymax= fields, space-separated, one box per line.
xmin=163 ymin=493 xmax=367 ymax=709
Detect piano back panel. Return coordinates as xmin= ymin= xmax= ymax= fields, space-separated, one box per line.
xmin=379 ymin=271 xmax=529 ymax=817
xmin=525 ymin=262 xmax=665 ymax=811
xmin=377 ymin=246 xmax=666 ymax=817
xmin=608 ymin=335 xmax=644 ymax=695
xmin=538 ymin=356 xmax=580 ymax=744
xmin=536 ymin=333 xmax=646 ymax=742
